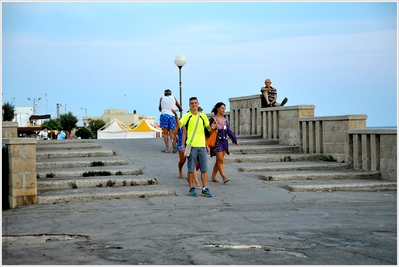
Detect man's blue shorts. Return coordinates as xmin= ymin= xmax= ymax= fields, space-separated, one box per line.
xmin=160 ymin=114 xmax=176 ymax=130
xmin=187 ymin=147 xmax=208 ymax=172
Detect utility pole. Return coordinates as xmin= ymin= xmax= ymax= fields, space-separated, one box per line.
xmin=56 ymin=103 xmax=62 ymax=118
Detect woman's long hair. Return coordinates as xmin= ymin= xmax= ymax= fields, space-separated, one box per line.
xmin=212 ymin=102 xmax=226 ymax=115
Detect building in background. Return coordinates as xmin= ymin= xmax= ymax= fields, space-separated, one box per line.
xmin=82 ymin=107 xmax=155 ymax=127
xmin=13 ymin=107 xmax=33 ymax=127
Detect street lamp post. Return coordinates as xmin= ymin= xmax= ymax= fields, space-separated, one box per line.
xmin=174 ymin=55 xmax=186 ymax=118
xmin=27 ymin=97 xmax=41 ymax=115
xmin=80 ymin=107 xmax=88 ymax=126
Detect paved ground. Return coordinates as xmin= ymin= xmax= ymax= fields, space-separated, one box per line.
xmin=2 ymin=138 xmax=397 ymax=265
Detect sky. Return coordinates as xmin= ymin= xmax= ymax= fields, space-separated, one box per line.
xmin=2 ymin=1 xmax=397 ymax=127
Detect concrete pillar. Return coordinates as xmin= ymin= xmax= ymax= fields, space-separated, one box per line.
xmin=2 ymin=122 xmax=18 ymax=138
xmin=3 ymin=138 xmax=37 ymax=209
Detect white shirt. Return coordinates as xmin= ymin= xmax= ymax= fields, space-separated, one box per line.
xmin=160 ymin=96 xmax=175 ymax=116
xmin=39 ymin=130 xmax=48 ymax=140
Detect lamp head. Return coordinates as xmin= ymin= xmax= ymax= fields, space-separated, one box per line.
xmin=174 ymin=55 xmax=186 ymax=68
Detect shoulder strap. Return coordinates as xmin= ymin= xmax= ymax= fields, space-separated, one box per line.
xmin=187 ymin=114 xmax=201 ymax=145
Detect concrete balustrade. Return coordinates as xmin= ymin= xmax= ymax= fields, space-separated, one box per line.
xmin=229 ymin=94 xmax=263 ymax=136
xmin=299 ymin=115 xmax=368 ymax=163
xmin=349 ymin=128 xmax=397 ymax=180
xmin=273 ymin=105 xmax=315 ymax=146
xmin=227 ymin=94 xmax=396 ymax=180
xmin=2 ymin=138 xmax=37 ymax=208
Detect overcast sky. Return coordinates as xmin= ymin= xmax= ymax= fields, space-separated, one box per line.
xmin=2 ymin=1 xmax=397 ymax=127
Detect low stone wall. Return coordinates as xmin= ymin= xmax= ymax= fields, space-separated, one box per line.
xmin=229 ymin=94 xmax=263 ymax=136
xmin=348 ymin=128 xmax=397 ymax=180
xmin=227 ymin=94 xmax=396 ymax=180
xmin=2 ymin=138 xmax=37 ymax=209
xmin=299 ymin=115 xmax=368 ymax=163
xmin=271 ymin=105 xmax=315 ymax=146
xmin=2 ymin=122 xmax=18 ymax=138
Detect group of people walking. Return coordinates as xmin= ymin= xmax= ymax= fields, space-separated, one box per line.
xmin=159 ymin=89 xmax=239 ymax=198
xmin=159 ymin=78 xmax=288 ymax=198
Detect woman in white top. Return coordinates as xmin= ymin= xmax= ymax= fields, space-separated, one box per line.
xmin=158 ymin=89 xmax=183 ymax=153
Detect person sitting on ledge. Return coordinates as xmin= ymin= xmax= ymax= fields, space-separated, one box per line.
xmin=260 ymin=78 xmax=288 ymax=107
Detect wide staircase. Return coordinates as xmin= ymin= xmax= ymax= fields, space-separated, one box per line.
xmin=36 ymin=137 xmax=396 ymax=205
xmin=36 ymin=140 xmax=175 ymax=204
xmin=229 ymin=135 xmax=396 ymax=192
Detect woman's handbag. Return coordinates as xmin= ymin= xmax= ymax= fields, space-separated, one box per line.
xmin=184 ymin=113 xmax=201 ymax=158
xmin=206 ymin=129 xmax=217 ymax=148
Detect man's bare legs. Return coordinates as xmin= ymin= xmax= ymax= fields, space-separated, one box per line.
xmin=162 ymin=128 xmax=170 ymax=152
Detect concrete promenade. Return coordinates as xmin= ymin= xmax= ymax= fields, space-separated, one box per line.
xmin=2 ymin=138 xmax=397 ymax=265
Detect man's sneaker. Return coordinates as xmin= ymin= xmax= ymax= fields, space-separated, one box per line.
xmin=201 ymin=188 xmax=212 ymax=198
xmin=281 ymin=97 xmax=288 ymax=106
xmin=188 ymin=187 xmax=197 ymax=197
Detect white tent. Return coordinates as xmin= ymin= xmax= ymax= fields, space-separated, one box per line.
xmin=97 ymin=118 xmax=161 ymax=139
xmin=97 ymin=118 xmax=128 ymax=139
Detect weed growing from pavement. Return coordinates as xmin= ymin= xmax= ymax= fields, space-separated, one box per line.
xmin=281 ymin=156 xmax=292 ymax=162
xmin=46 ymin=173 xmax=55 ymax=178
xmin=322 ymin=155 xmax=337 ymax=162
xmin=130 ymin=181 xmax=138 ymax=186
xmin=69 ymin=181 xmax=78 ymax=188
xmin=83 ymin=171 xmax=111 ymax=177
xmin=106 ymin=180 xmax=115 ymax=187
xmin=115 ymin=171 xmax=123 ymax=175
xmin=91 ymin=161 xmax=104 ymax=167
xmin=148 ymin=178 xmax=157 ymax=185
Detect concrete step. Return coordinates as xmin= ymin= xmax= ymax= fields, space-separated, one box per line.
xmin=36 ymin=142 xmax=104 ymax=151
xmin=257 ymin=170 xmax=381 ymax=181
xmin=224 ymin=153 xmax=324 ymax=163
xmin=37 ymin=158 xmax=128 ymax=169
xmin=36 ymin=185 xmax=176 ymax=204
xmin=37 ymin=175 xmax=159 ymax=190
xmin=36 ymin=166 xmax=143 ymax=179
xmin=236 ymin=135 xmax=263 ymax=139
xmin=237 ymin=139 xmax=279 ymax=146
xmin=37 ymin=139 xmax=96 ymax=145
xmin=229 ymin=145 xmax=301 ymax=155
xmin=283 ymin=179 xmax=397 ymax=192
xmin=238 ymin=161 xmax=350 ymax=172
xmin=36 ymin=149 xmax=115 ymax=159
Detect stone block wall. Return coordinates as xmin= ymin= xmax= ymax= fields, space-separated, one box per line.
xmin=349 ymin=129 xmax=397 ymax=180
xmin=300 ymin=115 xmax=367 ymax=163
xmin=277 ymin=105 xmax=315 ymax=146
xmin=3 ymin=138 xmax=37 ymax=208
xmin=2 ymin=122 xmax=18 ymax=138
xmin=229 ymin=94 xmax=263 ymax=136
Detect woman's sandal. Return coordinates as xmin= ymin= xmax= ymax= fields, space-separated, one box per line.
xmin=211 ymin=179 xmax=221 ymax=182
xmin=223 ymin=178 xmax=230 ymax=184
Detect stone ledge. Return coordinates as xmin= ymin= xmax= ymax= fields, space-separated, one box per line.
xmin=348 ymin=128 xmax=397 ymax=134
xmin=2 ymin=121 xmax=18 ymax=127
xmin=299 ymin=114 xmax=368 ymax=122
xmin=261 ymin=105 xmax=316 ymax=111
xmin=3 ymin=138 xmax=37 ymax=145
